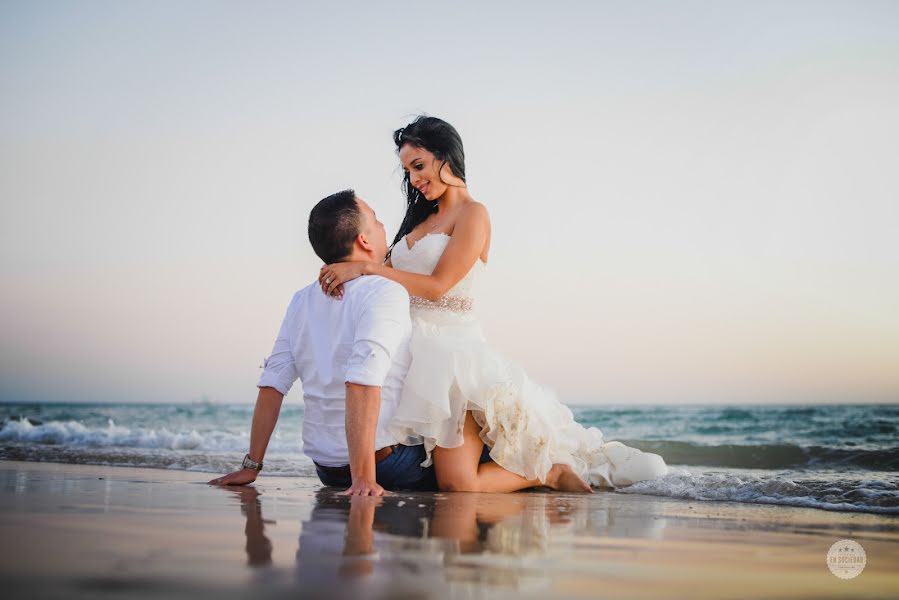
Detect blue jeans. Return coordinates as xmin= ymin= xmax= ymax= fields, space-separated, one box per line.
xmin=315 ymin=444 xmax=494 ymax=491
xmin=314 ymin=444 xmax=438 ymax=491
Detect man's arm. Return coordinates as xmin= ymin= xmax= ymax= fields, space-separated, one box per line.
xmin=340 ymin=280 xmax=411 ymax=496
xmin=248 ymin=386 xmax=284 ymax=465
xmin=209 ymin=295 xmax=298 ymax=486
xmin=209 ymin=292 xmax=300 ymax=485
xmin=208 ymin=386 xmax=284 ymax=485
xmin=339 ymin=383 xmax=384 ymax=496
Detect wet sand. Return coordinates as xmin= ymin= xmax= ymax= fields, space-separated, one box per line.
xmin=0 ymin=459 xmax=896 ymax=599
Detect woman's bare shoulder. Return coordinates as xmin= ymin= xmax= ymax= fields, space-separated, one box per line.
xmin=457 ymin=200 xmax=490 ymax=225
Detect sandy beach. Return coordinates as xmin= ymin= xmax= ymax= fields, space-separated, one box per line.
xmin=0 ymin=459 xmax=896 ymax=599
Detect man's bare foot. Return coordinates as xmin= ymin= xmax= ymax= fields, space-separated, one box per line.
xmin=545 ymin=464 xmax=593 ymax=493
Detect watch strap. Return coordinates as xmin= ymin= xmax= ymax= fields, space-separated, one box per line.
xmin=242 ymin=453 xmax=263 ymax=471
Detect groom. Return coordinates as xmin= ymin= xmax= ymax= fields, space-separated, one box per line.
xmin=208 ymin=189 xmax=436 ymax=495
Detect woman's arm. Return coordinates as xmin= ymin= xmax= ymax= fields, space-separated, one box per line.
xmin=322 ymin=202 xmax=489 ymax=301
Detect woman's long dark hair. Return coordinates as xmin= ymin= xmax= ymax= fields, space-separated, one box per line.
xmin=389 ymin=116 xmax=467 ymax=253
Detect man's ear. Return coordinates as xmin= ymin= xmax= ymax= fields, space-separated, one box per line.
xmin=357 ymin=232 xmax=373 ymax=252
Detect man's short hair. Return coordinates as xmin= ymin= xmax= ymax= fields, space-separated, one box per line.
xmin=308 ymin=189 xmax=361 ymax=264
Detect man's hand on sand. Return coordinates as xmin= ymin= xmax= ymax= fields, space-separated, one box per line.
xmin=339 ymin=477 xmax=386 ymax=496
xmin=208 ymin=468 xmax=258 ymax=486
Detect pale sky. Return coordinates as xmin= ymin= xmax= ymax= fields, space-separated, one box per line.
xmin=1 ymin=0 xmax=897 ymax=405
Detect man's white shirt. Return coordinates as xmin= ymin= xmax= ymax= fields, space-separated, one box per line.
xmin=257 ymin=275 xmax=413 ymax=467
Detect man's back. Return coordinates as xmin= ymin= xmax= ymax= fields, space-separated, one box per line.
xmin=257 ymin=275 xmax=412 ymax=466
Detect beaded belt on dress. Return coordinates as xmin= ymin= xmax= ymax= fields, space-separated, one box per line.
xmin=410 ymin=295 xmax=473 ymax=312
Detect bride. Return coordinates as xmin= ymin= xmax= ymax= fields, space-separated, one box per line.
xmin=319 ymin=116 xmax=668 ymax=493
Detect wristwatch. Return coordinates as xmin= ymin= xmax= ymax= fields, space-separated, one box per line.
xmin=242 ymin=453 xmax=263 ymax=471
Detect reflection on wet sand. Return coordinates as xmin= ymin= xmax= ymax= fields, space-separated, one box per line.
xmin=3 ymin=462 xmax=897 ymax=600
xmin=229 ymin=487 xmax=671 ymax=596
xmin=232 ymin=486 xmax=275 ymax=567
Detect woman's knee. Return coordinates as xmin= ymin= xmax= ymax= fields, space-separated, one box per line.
xmin=437 ymin=474 xmax=480 ymax=493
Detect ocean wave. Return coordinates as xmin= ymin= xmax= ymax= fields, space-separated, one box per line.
xmin=0 ymin=418 xmax=303 ymax=453
xmin=623 ymin=439 xmax=899 ymax=470
xmin=0 ymin=444 xmax=317 ymax=477
xmin=4 ymin=417 xmax=898 ymax=472
xmin=3 ymin=445 xmax=895 ymax=515
xmin=618 ymin=468 xmax=899 ymax=515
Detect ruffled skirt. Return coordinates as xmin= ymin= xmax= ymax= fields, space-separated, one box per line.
xmin=389 ymin=313 xmax=668 ymax=488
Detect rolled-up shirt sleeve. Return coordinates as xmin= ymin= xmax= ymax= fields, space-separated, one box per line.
xmin=345 ymin=282 xmax=411 ymax=387
xmin=257 ymin=296 xmax=300 ymax=396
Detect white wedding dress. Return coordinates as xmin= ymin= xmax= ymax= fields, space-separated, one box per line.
xmin=388 ymin=232 xmax=668 ymax=488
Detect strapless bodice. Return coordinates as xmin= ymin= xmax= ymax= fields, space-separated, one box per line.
xmin=390 ymin=232 xmax=484 ymax=301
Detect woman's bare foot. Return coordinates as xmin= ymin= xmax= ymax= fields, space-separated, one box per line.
xmin=545 ymin=464 xmax=593 ymax=493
